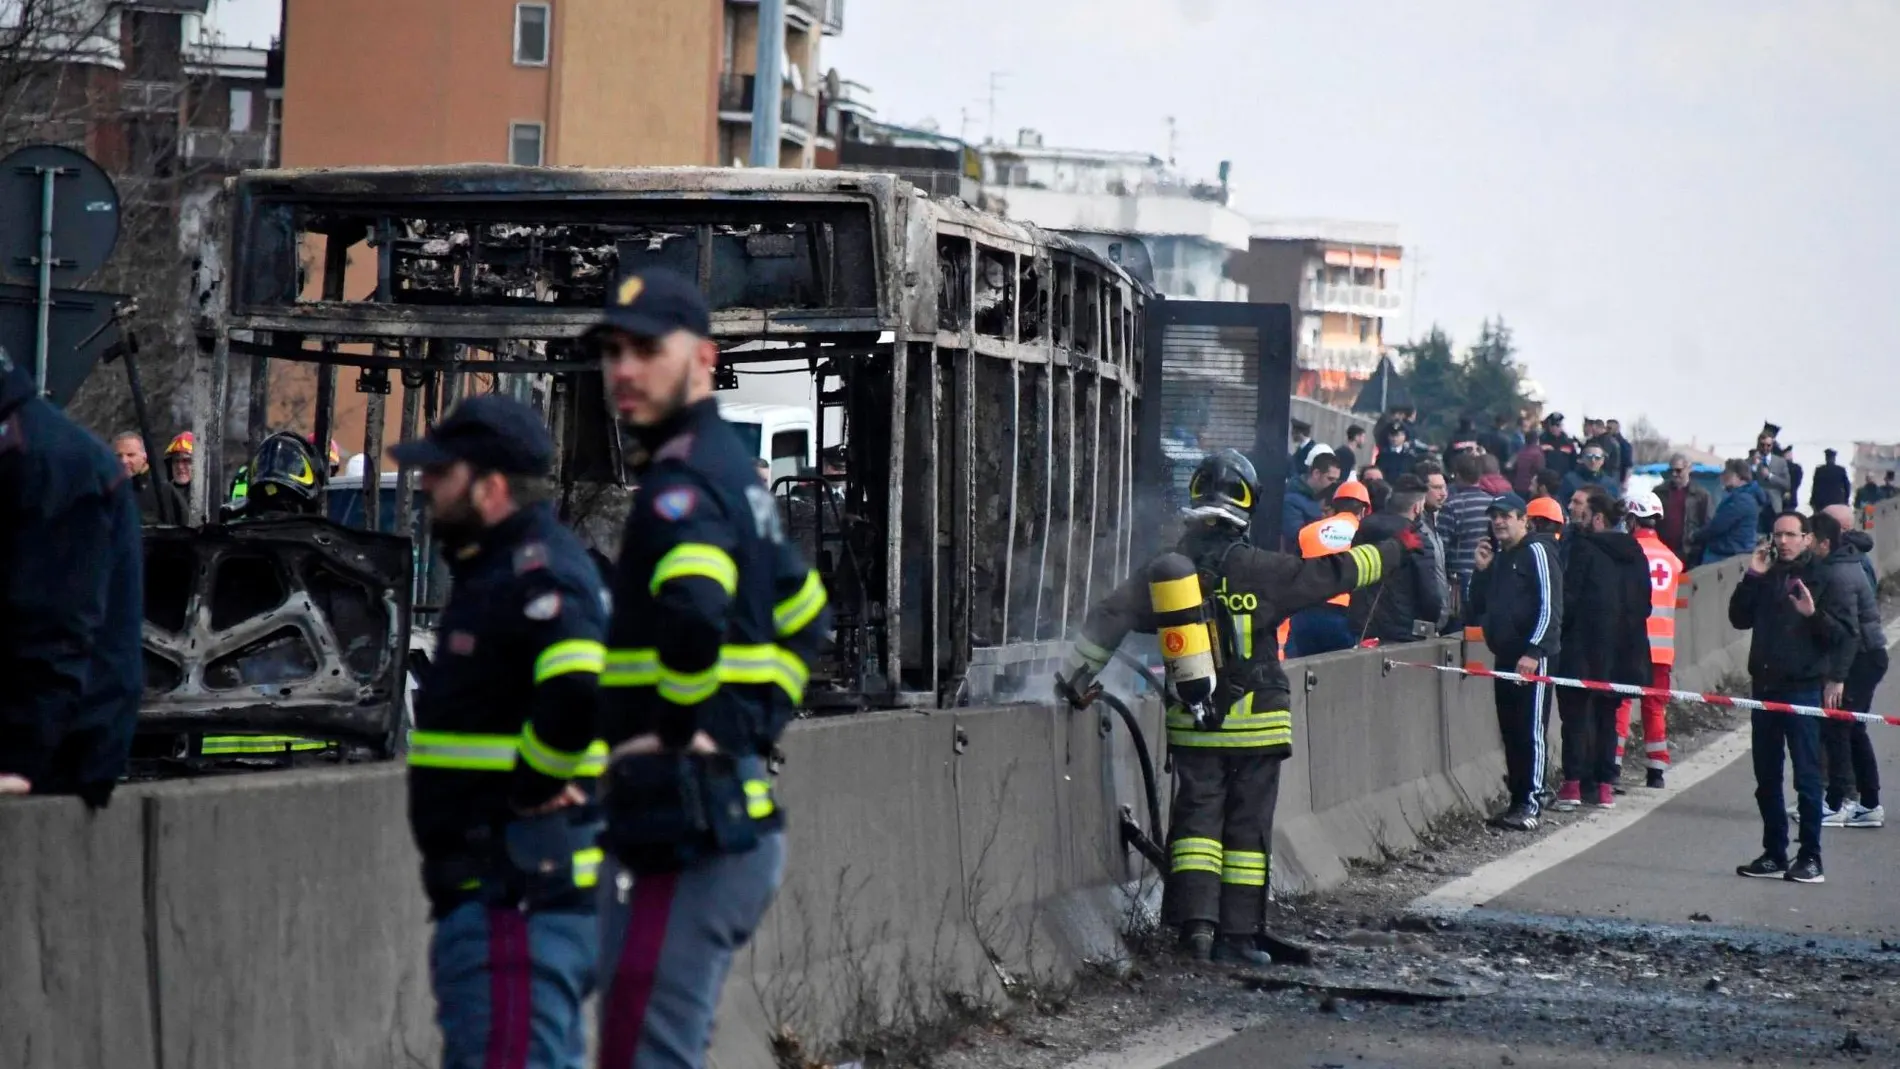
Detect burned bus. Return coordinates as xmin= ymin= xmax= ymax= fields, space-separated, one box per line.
xmin=142 ymin=165 xmax=1154 ymax=742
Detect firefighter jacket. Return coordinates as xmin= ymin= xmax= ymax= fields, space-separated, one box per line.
xmin=1634 ymin=528 xmax=1683 ymax=667
xmin=1467 ymin=533 xmax=1562 ymax=667
xmin=600 ymin=398 xmax=829 ymax=768
xmin=1070 ymin=522 xmax=1403 ymax=754
xmin=0 ymin=356 xmax=144 ymax=805
xmin=406 ymin=502 xmax=610 ymax=867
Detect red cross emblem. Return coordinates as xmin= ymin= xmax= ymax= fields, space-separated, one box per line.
xmin=1649 ymin=558 xmax=1674 ymax=591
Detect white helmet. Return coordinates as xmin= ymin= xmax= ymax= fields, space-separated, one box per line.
xmin=1624 ymin=489 xmax=1664 ymax=519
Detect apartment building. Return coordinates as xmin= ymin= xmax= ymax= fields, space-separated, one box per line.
xmin=272 ymin=0 xmax=845 ymax=465
xmin=2 ymin=1 xmax=277 ymax=184
xmin=979 ymin=131 xmax=1248 ymax=302
xmin=1230 ymin=219 xmax=1404 ymax=402
xmin=281 ymin=0 xmax=842 ymax=170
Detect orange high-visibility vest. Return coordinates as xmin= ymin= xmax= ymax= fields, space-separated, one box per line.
xmin=1276 ymin=512 xmax=1360 ymax=655
xmin=1298 ymin=513 xmax=1360 ymax=608
xmin=1635 ymin=528 xmax=1682 ymax=667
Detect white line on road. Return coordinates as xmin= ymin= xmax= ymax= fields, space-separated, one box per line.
xmin=1412 ymin=621 xmax=1900 ymax=920
xmin=1408 ymin=724 xmax=1755 ymax=919
xmin=1052 ymin=1014 xmax=1243 ymax=1069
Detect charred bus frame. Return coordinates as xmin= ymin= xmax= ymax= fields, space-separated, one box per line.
xmin=216 ymin=166 xmax=1150 ymax=710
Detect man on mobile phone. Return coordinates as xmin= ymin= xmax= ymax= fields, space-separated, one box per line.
xmin=1729 ymin=512 xmax=1855 ymax=885
xmin=1466 ymin=494 xmax=1563 ymax=831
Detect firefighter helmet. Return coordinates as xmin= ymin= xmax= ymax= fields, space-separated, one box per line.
xmin=165 ymin=431 xmax=195 ymax=457
xmin=248 ymin=431 xmax=325 ymax=512
xmin=1183 ymin=449 xmax=1260 ymax=528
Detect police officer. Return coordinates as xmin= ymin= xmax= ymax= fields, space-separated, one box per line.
xmin=0 ymin=345 xmax=143 ymax=805
xmin=394 ymin=394 xmax=611 ymax=1069
xmin=1058 ymin=450 xmax=1416 ymax=964
xmin=588 ymin=267 xmax=829 ymax=1068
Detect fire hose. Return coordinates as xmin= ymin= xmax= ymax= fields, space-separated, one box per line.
xmin=1059 ymin=649 xmax=1172 ymax=873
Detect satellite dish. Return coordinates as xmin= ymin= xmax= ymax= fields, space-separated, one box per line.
xmin=0 ymin=143 xmax=122 ymax=287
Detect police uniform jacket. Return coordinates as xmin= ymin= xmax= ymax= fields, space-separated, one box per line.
xmin=407 ymin=501 xmax=609 ymax=875
xmin=600 ymin=398 xmax=829 ymax=775
xmin=0 ymin=357 xmax=144 ymax=803
xmin=1069 ymin=522 xmax=1404 ymax=754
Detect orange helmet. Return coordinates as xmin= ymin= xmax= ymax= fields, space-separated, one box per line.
xmin=165 ymin=432 xmax=195 ymax=457
xmin=1332 ymin=480 xmax=1371 ymax=506
xmin=1526 ymin=496 xmax=1565 ymax=525
xmin=307 ymin=434 xmax=342 ymax=469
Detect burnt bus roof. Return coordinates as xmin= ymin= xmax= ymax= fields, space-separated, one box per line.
xmin=226 ymin=165 xmax=1148 ymax=344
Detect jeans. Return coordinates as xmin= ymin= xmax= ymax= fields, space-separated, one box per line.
xmin=1750 ymin=684 xmax=1824 ymax=863
xmin=430 ymin=903 xmax=597 ymax=1069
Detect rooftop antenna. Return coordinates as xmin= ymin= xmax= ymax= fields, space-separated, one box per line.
xmin=986 ymin=71 xmax=1009 ymax=145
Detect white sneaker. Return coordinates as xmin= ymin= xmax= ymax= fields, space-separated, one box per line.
xmin=1844 ymin=803 xmax=1885 ymax=829
xmin=1789 ymin=801 xmax=1842 ymax=822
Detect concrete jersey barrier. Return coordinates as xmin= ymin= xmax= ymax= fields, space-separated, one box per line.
xmin=5 ymin=497 xmax=1898 ymax=1069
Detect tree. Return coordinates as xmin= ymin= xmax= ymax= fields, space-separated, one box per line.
xmin=2 ymin=0 xmax=228 ymax=442
xmin=1389 ymin=317 xmax=1534 ymax=447
xmin=1394 ymin=326 xmax=1462 ymax=444
xmin=1628 ymin=415 xmax=1671 ymax=465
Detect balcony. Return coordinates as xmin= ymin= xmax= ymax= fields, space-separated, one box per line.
xmin=121 ymin=79 xmax=181 ymax=114
xmin=718 ymin=74 xmax=819 ymax=137
xmin=181 ymin=129 xmax=272 ymax=169
xmin=1298 ymin=342 xmax=1386 ymax=375
xmin=1302 ymin=280 xmax=1402 ymax=317
xmin=728 ymin=0 xmax=844 ymax=35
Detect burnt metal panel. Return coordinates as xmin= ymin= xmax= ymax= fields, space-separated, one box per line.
xmin=1138 ymin=300 xmax=1294 ymax=556
xmin=139 ymin=517 xmax=413 ymax=747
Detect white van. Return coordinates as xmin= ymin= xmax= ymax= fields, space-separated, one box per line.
xmin=716 ymin=401 xmax=818 ymax=483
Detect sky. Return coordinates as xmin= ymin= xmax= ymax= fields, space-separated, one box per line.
xmin=213 ymin=0 xmax=1900 ymax=469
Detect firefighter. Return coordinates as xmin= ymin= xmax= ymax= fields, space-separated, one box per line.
xmin=1057 ymin=449 xmax=1416 ymax=964
xmin=394 ymin=393 xmax=610 ymax=1069
xmin=588 ymin=267 xmax=830 ymax=1068
xmin=165 ymin=432 xmax=195 ymax=492
xmin=195 ymin=431 xmax=341 ymax=761
xmin=0 ymin=345 xmax=144 ymax=805
xmin=1622 ymin=490 xmax=1680 ymax=788
xmin=1282 ymin=480 xmax=1370 ymax=657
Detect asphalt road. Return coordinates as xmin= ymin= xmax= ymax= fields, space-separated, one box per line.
xmin=1478 ymin=653 xmax=1900 ymax=942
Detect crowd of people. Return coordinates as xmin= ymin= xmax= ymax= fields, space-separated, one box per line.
xmin=1280 ymin=405 xmax=1889 ymax=884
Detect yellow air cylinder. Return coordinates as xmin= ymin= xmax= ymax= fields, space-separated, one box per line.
xmin=1148 ymin=553 xmax=1220 ymax=724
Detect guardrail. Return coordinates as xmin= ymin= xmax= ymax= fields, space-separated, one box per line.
xmin=7 ymin=500 xmax=1897 ymax=1068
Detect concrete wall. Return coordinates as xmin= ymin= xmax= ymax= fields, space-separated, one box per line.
xmin=1291 ymin=395 xmax=1358 ymax=450
xmin=8 ymin=499 xmax=1898 ymax=1069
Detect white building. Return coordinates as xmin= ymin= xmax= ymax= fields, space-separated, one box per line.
xmin=977 ymin=131 xmax=1249 ymax=301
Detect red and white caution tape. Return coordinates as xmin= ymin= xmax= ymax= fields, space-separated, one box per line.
xmin=1383 ymin=659 xmax=1900 ymax=728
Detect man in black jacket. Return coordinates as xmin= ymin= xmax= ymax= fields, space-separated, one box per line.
xmin=1809 ymin=449 xmax=1852 ymax=511
xmin=1348 ymin=477 xmax=1443 ymax=644
xmin=1812 ymin=509 xmax=1885 ymax=828
xmin=1468 ymin=493 xmax=1563 ymax=830
xmin=0 ymin=347 xmax=144 ymax=805
xmin=1729 ymin=511 xmax=1857 ymax=885
xmin=1550 ymin=487 xmax=1651 ymax=811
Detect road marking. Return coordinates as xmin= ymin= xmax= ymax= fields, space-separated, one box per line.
xmin=1411 ymin=621 xmax=1900 ymax=920
xmin=1053 ymin=1013 xmax=1240 ymax=1069
xmin=1408 ymin=724 xmax=1755 ymax=919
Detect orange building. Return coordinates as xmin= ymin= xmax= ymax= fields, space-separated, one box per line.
xmin=271 ymin=0 xmax=844 ymax=463
xmin=1228 ymin=219 xmax=1404 ymax=408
